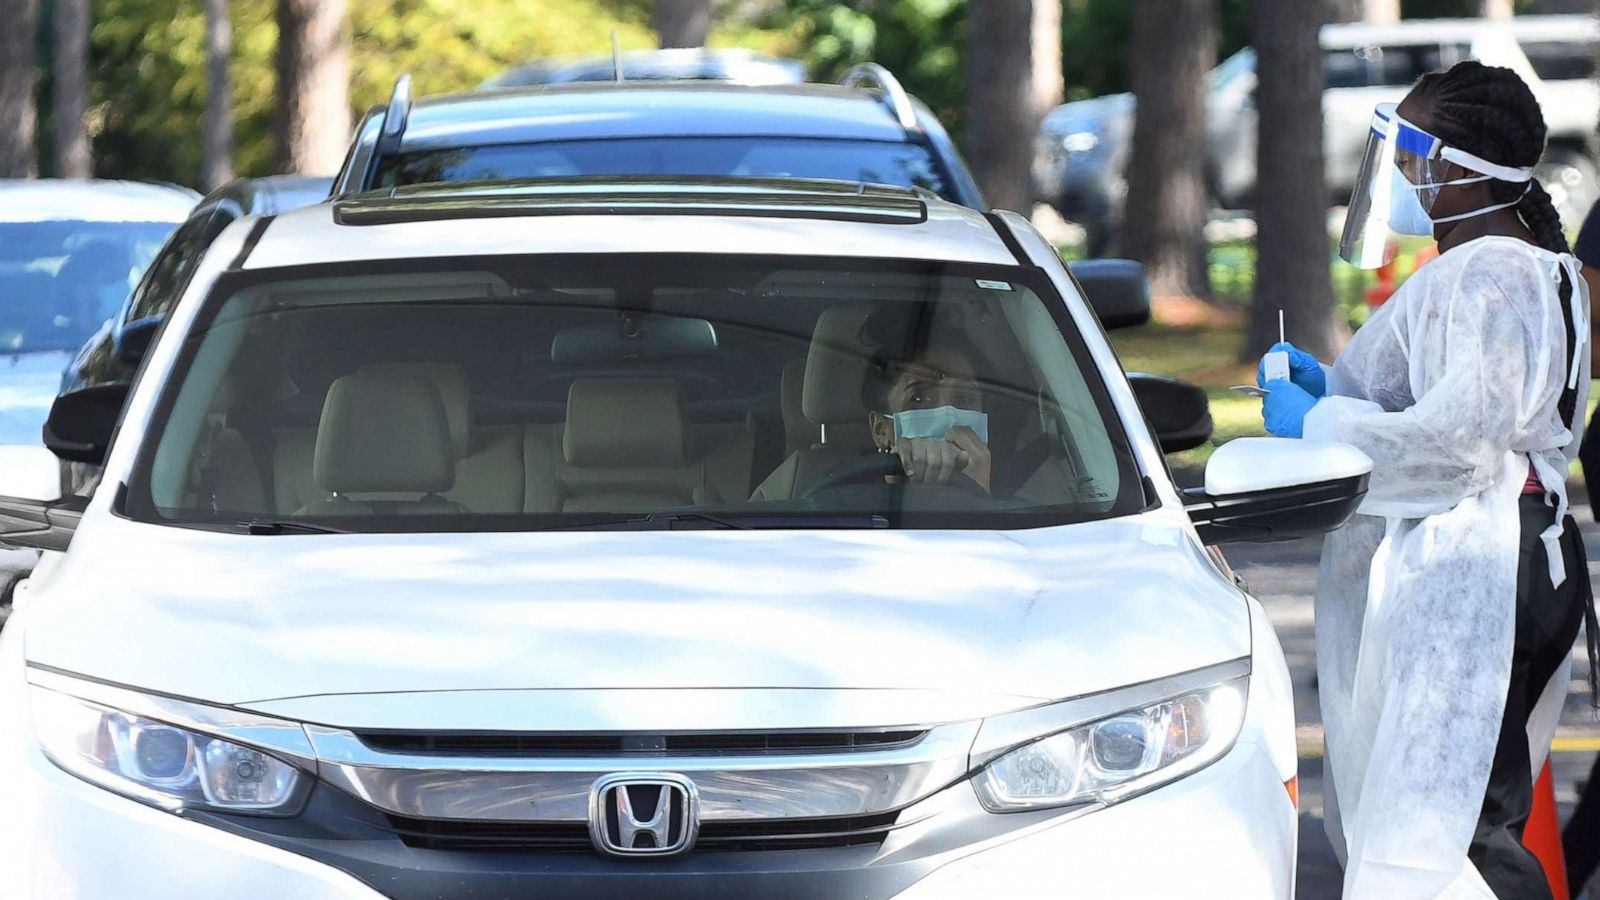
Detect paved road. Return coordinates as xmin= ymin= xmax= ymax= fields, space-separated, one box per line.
xmin=1227 ymin=508 xmax=1600 ymax=899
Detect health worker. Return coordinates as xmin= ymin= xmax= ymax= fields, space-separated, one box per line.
xmin=1259 ymin=61 xmax=1598 ymax=899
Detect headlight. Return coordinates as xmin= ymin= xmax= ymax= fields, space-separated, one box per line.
xmin=30 ymin=686 xmax=306 ymax=816
xmin=973 ymin=677 xmax=1246 ymax=812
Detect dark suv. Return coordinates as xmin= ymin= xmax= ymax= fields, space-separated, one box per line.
xmin=59 ymin=176 xmax=331 ymax=408
xmin=331 ymin=65 xmax=985 ymax=208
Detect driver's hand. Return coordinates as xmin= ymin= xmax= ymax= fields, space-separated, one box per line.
xmin=895 ymin=428 xmax=991 ymax=494
xmin=946 ymin=427 xmax=991 ymax=493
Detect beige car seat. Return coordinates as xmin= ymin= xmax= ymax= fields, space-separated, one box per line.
xmin=751 ymin=307 xmax=879 ymax=501
xmin=540 ymin=378 xmax=716 ymax=513
xmin=299 ymin=369 xmax=463 ymax=515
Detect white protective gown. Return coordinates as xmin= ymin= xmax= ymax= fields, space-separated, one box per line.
xmin=1301 ymin=235 xmax=1589 ymax=899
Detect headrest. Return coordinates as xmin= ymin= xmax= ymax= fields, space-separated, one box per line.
xmin=314 ymin=371 xmax=456 ymax=495
xmin=780 ymin=358 xmax=816 ymax=451
xmin=360 ymin=363 xmax=471 ymax=458
xmin=802 ymin=307 xmax=874 ymax=425
xmin=563 ymin=379 xmax=687 ymax=468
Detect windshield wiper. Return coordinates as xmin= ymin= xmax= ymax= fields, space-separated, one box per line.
xmin=555 ymin=512 xmax=891 ymax=531
xmin=239 ymin=519 xmax=352 ymax=535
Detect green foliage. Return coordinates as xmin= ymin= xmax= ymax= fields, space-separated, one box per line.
xmin=1060 ymin=0 xmax=1131 ymax=101
xmin=759 ymin=0 xmax=966 ymax=136
xmin=70 ymin=0 xmax=1529 ymax=187
xmin=85 ymin=0 xmax=658 ymax=187
xmin=1062 ymin=0 xmax=1252 ymax=102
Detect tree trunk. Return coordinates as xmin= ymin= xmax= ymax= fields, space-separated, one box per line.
xmin=655 ymin=0 xmax=713 ymax=49
xmin=1121 ymin=0 xmax=1215 ymax=299
xmin=272 ymin=0 xmax=350 ymax=176
xmin=0 ymin=0 xmax=39 ymax=177
xmin=1246 ymin=0 xmax=1339 ymax=361
xmin=203 ymin=0 xmax=234 ymax=190
xmin=1329 ymin=0 xmax=1401 ymax=23
xmin=966 ymin=0 xmax=1063 ymax=213
xmin=52 ymin=0 xmax=91 ymax=178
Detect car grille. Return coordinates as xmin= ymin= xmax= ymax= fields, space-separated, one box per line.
xmin=381 ymin=810 xmax=904 ymax=853
xmin=355 ymin=729 xmax=928 ymax=756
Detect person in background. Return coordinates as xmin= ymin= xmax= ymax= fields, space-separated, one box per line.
xmin=1565 ymin=200 xmax=1600 ymax=899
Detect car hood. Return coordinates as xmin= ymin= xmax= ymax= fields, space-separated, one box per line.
xmin=24 ymin=513 xmax=1249 ymax=728
xmin=0 ymin=350 xmax=71 ymax=445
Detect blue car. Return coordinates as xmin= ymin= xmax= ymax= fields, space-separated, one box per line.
xmin=59 ymin=175 xmax=333 ymax=402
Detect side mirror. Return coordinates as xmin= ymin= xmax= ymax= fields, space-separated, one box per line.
xmin=1069 ymin=259 xmax=1151 ymax=330
xmin=1184 ymin=437 xmax=1372 ymax=545
xmin=0 ymin=445 xmax=81 ymax=553
xmin=1128 ymin=373 xmax=1212 ymax=453
xmin=113 ymin=316 xmax=161 ymax=368
xmin=43 ymin=383 xmax=130 ymax=465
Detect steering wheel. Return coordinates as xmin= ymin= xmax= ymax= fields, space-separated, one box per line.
xmin=799 ymin=452 xmax=988 ymax=500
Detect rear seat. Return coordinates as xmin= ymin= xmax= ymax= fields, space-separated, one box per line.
xmin=245 ymin=369 xmax=756 ymax=516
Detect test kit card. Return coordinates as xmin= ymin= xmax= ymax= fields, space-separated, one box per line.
xmin=1262 ymin=351 xmax=1290 ymax=385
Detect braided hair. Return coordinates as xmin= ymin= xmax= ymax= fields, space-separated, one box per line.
xmin=1406 ymin=60 xmax=1569 ymax=254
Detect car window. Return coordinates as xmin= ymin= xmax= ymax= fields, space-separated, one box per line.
xmin=0 ymin=220 xmax=176 ymax=355
xmin=1521 ymin=40 xmax=1598 ymax=82
xmin=126 ymin=208 xmax=236 ymax=324
xmin=1324 ymin=43 xmax=1449 ymax=89
xmin=377 ymin=138 xmax=950 ymax=200
xmin=127 ymin=254 xmax=1142 ymax=532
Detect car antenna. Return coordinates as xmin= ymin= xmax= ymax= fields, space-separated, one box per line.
xmin=612 ymin=31 xmax=624 ymax=82
xmin=376 ymin=73 xmax=413 ymax=158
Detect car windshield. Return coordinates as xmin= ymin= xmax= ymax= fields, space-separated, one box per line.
xmin=128 ymin=254 xmax=1142 ymax=532
xmin=377 ymin=138 xmax=950 ymax=199
xmin=0 ymin=220 xmax=176 ymax=355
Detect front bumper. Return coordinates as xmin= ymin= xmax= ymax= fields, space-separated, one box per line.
xmin=0 ymin=723 xmax=1294 ymax=899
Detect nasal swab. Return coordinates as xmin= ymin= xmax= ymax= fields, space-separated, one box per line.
xmin=1263 ymin=309 xmax=1291 ymax=385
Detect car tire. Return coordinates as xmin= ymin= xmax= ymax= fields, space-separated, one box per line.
xmin=1534 ymin=148 xmax=1598 ymax=234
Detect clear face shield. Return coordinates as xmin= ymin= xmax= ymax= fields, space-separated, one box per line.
xmin=1338 ymin=102 xmax=1535 ymax=269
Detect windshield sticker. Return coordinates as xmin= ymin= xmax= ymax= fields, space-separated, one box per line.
xmin=975 ymin=279 xmax=1013 ymax=291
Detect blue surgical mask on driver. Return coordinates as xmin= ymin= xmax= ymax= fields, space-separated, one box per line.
xmin=892 ymin=406 xmax=989 ymax=444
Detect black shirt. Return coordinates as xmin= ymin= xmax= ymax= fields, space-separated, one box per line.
xmin=1575 ymin=200 xmax=1600 ymax=268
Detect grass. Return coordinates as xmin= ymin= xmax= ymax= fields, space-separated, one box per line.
xmin=1108 ymin=321 xmax=1265 ymax=469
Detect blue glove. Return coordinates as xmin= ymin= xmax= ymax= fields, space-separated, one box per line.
xmin=1262 ymin=380 xmax=1317 ymax=438
xmin=1256 ymin=342 xmax=1327 ymax=398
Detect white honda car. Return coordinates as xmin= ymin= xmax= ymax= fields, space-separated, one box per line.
xmin=0 ymin=178 xmax=1369 ymax=898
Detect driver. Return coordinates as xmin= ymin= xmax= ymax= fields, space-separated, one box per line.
xmin=864 ymin=337 xmax=991 ymax=494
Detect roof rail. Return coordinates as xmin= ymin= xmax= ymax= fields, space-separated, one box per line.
xmin=375 ymin=73 xmax=414 ymax=156
xmin=838 ymin=63 xmax=919 ymax=132
xmin=330 ymin=177 xmax=929 ymax=227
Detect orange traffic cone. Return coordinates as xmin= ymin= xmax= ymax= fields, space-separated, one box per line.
xmin=1364 ymin=255 xmax=1398 ymax=309
xmin=1525 ymin=761 xmax=1570 ymax=900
